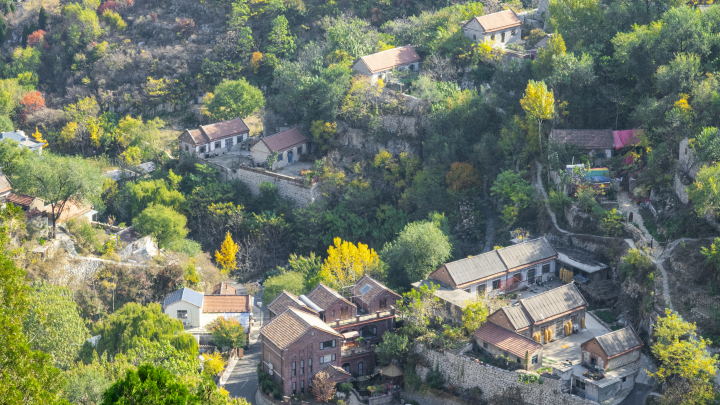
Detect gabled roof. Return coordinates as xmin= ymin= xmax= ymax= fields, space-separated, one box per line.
xmin=519 ymin=283 xmax=587 ymax=323
xmin=319 ymin=363 xmax=352 ymax=381
xmin=0 ymin=173 xmax=11 ymax=195
xmin=550 ymin=129 xmax=615 ymax=149
xmin=352 ymin=275 xmax=401 ymax=306
xmin=497 ymin=238 xmax=558 ymax=270
xmin=501 ymin=305 xmax=532 ymax=330
xmin=467 ymin=10 xmax=522 ymax=33
xmin=357 ymin=45 xmax=421 ymax=74
xmin=591 ymin=327 xmax=643 ymax=359
xmin=6 ymin=192 xmax=39 ymax=208
xmin=307 ymin=283 xmax=352 ymax=310
xmin=267 ymin=290 xmax=318 ymax=316
xmin=473 ymin=321 xmax=541 ymax=358
xmin=212 ymin=281 xmax=237 ymax=295
xmin=178 ymin=118 xmax=249 ymax=146
xmin=202 ymin=295 xmax=250 ymax=313
xmin=164 ymin=287 xmax=204 ymax=308
xmin=260 ymin=307 xmax=340 ymax=350
xmin=259 ymin=127 xmax=308 ymax=153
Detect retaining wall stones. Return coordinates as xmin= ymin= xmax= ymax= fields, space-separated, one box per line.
xmin=413 ymin=345 xmax=597 ymax=405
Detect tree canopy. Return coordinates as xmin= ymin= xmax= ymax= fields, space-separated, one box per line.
xmin=204 ymin=78 xmax=265 ymax=121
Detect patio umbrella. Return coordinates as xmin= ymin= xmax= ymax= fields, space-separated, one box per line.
xmin=379 ymin=364 xmax=404 ymax=378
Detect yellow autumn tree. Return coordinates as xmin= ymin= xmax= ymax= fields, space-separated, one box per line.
xmin=319 ymin=238 xmax=382 ymax=290
xmin=60 ymin=121 xmax=78 ymax=144
xmin=520 ymin=80 xmax=555 ymax=154
xmin=31 ymin=127 xmax=47 ymax=148
xmin=215 ymin=231 xmax=239 ymax=274
xmin=251 ymin=52 xmax=263 ymax=73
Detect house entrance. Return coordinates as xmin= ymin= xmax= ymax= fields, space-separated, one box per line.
xmin=527 ymin=269 xmax=536 ymax=284
xmin=288 ymin=151 xmax=294 ymax=163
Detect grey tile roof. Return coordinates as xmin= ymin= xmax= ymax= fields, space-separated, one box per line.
xmin=443 ymin=251 xmax=507 ymax=286
xmin=519 ymin=283 xmax=587 ymax=323
xmin=267 ymin=290 xmax=318 ymax=316
xmin=164 ymin=287 xmax=204 ymax=308
xmin=497 ymin=238 xmax=557 ymax=270
xmin=502 ymin=305 xmax=532 ymax=330
xmin=594 ymin=327 xmax=643 ymax=358
xmin=550 ymin=129 xmax=614 ymax=149
xmin=352 ymin=275 xmax=401 ymax=305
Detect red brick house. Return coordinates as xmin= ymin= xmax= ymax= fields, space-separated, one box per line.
xmin=260 ymin=307 xmax=351 ymax=397
xmin=581 ymin=327 xmax=643 ymax=371
xmin=307 ymin=283 xmax=356 ymax=323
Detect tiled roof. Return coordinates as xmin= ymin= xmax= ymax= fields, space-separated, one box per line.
xmin=212 ymin=282 xmax=237 ymax=295
xmin=267 ymin=290 xmax=318 ymax=316
xmin=260 ymin=307 xmax=340 ymax=350
xmin=6 ymin=192 xmax=37 ymax=208
xmin=319 ymin=364 xmax=352 ymax=381
xmin=164 ymin=287 xmax=204 ymax=308
xmin=358 ymin=45 xmax=421 ymax=74
xmin=199 ymin=118 xmax=249 ymax=141
xmin=48 ymin=201 xmax=94 ymax=223
xmin=438 ymin=237 xmax=556 ymax=286
xmin=202 ymin=295 xmax=250 ymax=313
xmin=593 ymin=327 xmax=643 ymax=358
xmin=497 ymin=238 xmax=557 ymax=270
xmin=470 ymin=10 xmax=522 ymax=33
xmin=0 ymin=173 xmax=11 ymax=194
xmin=550 ymin=129 xmax=615 ymax=149
xmin=473 ymin=322 xmax=541 ymax=358
xmin=178 ymin=129 xmax=204 ymax=145
xmin=307 ymin=283 xmax=352 ymax=310
xmin=352 ymin=275 xmax=401 ymax=306
xmin=501 ymin=305 xmax=532 ymax=330
xmin=260 ymin=127 xmax=308 ymax=153
xmin=519 ymin=283 xmax=587 ymax=323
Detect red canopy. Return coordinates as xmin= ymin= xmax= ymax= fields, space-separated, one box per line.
xmin=613 ymin=129 xmax=644 ymax=150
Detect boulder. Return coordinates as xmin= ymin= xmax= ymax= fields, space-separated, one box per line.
xmin=120 ymin=235 xmax=158 ymax=263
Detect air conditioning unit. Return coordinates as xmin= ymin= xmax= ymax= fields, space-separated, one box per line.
xmin=182 ymin=321 xmax=188 ymax=326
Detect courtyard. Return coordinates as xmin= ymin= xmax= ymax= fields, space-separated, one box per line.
xmin=541 ymin=313 xmax=610 ymax=365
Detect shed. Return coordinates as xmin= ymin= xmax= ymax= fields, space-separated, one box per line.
xmin=250 ymin=127 xmax=309 ymax=169
xmin=550 ymin=129 xmax=614 ymax=159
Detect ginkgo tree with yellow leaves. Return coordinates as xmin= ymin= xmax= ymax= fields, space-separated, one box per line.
xmin=520 ymin=80 xmax=555 ymax=154
xmin=319 ymin=238 xmax=385 ymax=290
xmin=215 ymin=232 xmax=239 ymax=274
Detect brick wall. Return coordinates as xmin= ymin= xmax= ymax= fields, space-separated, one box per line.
xmin=413 ymin=344 xmax=597 ymax=405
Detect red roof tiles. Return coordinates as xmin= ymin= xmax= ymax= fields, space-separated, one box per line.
xmin=473 ymin=322 xmax=542 ymax=358
xmin=261 ymin=127 xmax=308 ymax=153
xmin=202 ymin=295 xmax=250 ymax=313
xmin=6 ymin=192 xmax=38 ymax=208
xmin=358 ymin=45 xmax=421 ymax=74
xmin=178 ymin=118 xmax=249 ymax=146
xmin=470 ymin=10 xmax=522 ymax=33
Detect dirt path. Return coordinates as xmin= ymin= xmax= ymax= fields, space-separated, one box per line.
xmin=480 ymin=199 xmax=497 ymax=253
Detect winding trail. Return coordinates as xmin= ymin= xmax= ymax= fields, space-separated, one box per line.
xmin=480 ymin=200 xmax=497 ymax=252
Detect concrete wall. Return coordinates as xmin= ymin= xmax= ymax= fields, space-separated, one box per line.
xmin=413 ymin=344 xmax=597 ymax=405
xmin=462 ymin=18 xmax=521 ymax=48
xmin=607 ymin=349 xmax=641 ymax=370
xmin=164 ymin=301 xmax=201 ymax=328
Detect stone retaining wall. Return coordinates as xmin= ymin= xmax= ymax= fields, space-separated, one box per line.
xmin=402 ymin=389 xmax=467 ymax=405
xmin=547 ymin=232 xmax=630 ymax=265
xmin=413 ymin=345 xmax=597 ymax=405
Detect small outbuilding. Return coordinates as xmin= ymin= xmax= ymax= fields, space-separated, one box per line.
xmin=178 ymin=118 xmax=250 ymax=157
xmin=580 ymin=327 xmax=643 ymax=371
xmin=251 ymin=127 xmax=309 ymax=169
xmin=550 ymin=129 xmax=615 ymax=160
xmin=473 ymin=321 xmax=543 ymax=369
xmin=462 ymin=10 xmax=522 ymax=48
xmin=352 ymin=45 xmax=421 ymax=84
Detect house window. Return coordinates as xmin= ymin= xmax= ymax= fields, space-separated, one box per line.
xmin=320 ymin=356 xmax=324 ymax=364
xmin=292 ymin=382 xmax=296 ymax=394
xmin=199 ymin=146 xmax=206 ymax=153
xmin=379 ymin=298 xmax=387 ymax=309
xmin=177 ymin=310 xmax=187 ymax=319
xmin=300 ymin=380 xmax=304 ymax=393
xmin=185 ymin=145 xmax=189 ymax=152
xmin=622 ymin=377 xmax=627 ymax=382
xmin=298 ymin=145 xmax=303 ymax=154
xmin=492 ymin=279 xmax=501 ymax=289
xmin=483 ymin=342 xmax=488 ymax=349
xmin=332 ymin=310 xmax=335 ymax=317
xmin=532 ymin=355 xmax=538 ymax=364
xmin=279 ymin=153 xmax=283 ymax=162
xmin=358 ymin=361 xmax=363 ymax=376
xmin=542 ymin=263 xmax=551 ymax=274
xmin=516 ymin=356 xmax=521 ymax=363
xmin=320 ymin=340 xmax=335 ymax=350
xmin=332 ymin=353 xmax=336 ymax=361
xmin=473 ymin=34 xmax=476 ymax=40
xmin=574 ymin=379 xmax=585 ymax=390
xmin=491 ymin=34 xmax=495 ymax=40
xmin=308 ymin=358 xmax=312 ymax=373
xmin=292 ymin=361 xmax=296 ymax=376
xmin=215 ymin=142 xmax=221 ymax=149
xmin=340 ymin=307 xmax=349 ymax=319
xmin=476 ymin=284 xmax=486 ymax=294
xmin=300 ymin=360 xmax=304 ymax=375
xmin=501 ymin=32 xmax=506 ymax=42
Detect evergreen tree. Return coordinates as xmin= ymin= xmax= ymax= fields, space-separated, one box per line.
xmin=265 ymin=15 xmax=295 ymax=58
xmin=38 ymin=6 xmax=48 ymax=30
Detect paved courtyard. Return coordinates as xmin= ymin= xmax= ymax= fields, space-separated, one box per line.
xmin=541 ymin=313 xmax=610 ymax=364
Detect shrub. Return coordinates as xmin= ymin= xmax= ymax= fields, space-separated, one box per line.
xmin=425 ymin=363 xmax=444 ymax=390
xmin=338 ymin=383 xmax=353 ymax=396
xmin=97 ymin=1 xmax=118 ymax=15
xmin=548 ymin=190 xmax=572 ymax=214
xmin=102 ymin=10 xmax=126 ymax=30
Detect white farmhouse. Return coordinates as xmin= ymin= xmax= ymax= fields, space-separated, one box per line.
xmin=251 ymin=127 xmax=309 ymax=170
xmin=163 ymin=287 xmax=254 ymax=345
xmin=462 ymin=10 xmax=522 ymax=48
xmin=0 ymin=131 xmax=43 ymax=154
xmin=178 ymin=117 xmax=250 ymax=157
xmin=352 ymin=45 xmax=421 ymax=84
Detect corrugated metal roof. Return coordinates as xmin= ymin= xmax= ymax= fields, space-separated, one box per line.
xmin=497 ymin=238 xmax=557 ymax=270
xmin=502 ymin=305 xmax=532 ymax=330
xmin=594 ymin=327 xmax=643 ymax=358
xmin=519 ymin=283 xmax=587 ymax=322
xmin=473 ymin=322 xmax=541 ymax=358
xmin=164 ymin=287 xmax=204 ymax=308
xmin=443 ymin=251 xmax=507 ymax=286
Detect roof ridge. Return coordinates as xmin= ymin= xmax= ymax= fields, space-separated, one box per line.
xmin=361 ymin=45 xmax=412 ymax=59
xmin=519 ymin=283 xmax=574 ymax=303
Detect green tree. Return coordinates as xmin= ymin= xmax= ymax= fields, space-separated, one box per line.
xmin=375 ymin=332 xmax=409 ymax=366
xmin=262 ymin=271 xmax=306 ymax=303
xmin=14 ymin=153 xmax=104 ymax=238
xmin=0 ymin=243 xmax=65 ymax=403
xmin=133 ymin=204 xmax=189 ymax=248
xmin=115 ymin=338 xmax=200 ymax=378
xmin=38 ymin=6 xmax=48 ymax=29
xmin=520 ymin=80 xmax=555 ymax=154
xmin=310 ymin=121 xmax=337 ymax=154
xmin=84 ymin=302 xmax=198 ymax=361
xmin=206 ymin=317 xmax=247 ymax=349
xmin=24 ymin=281 xmax=89 ymax=369
xmin=689 ymin=163 xmax=720 ymax=220
xmin=101 ymin=364 xmax=193 ymax=405
xmin=265 ymin=15 xmax=296 ymax=57
xmin=490 ymin=171 xmax=535 ymax=226
xmin=123 ymin=179 xmax=186 ymax=219
xmin=396 ymin=283 xmax=441 ymax=338
xmin=462 ymin=299 xmax=489 ymax=335
xmin=548 ymin=0 xmax=605 ymax=52
xmin=381 ymin=220 xmax=452 ymax=289
xmin=204 ymin=79 xmax=264 ymax=121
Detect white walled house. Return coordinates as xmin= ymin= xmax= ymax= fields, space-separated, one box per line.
xmin=352 ymin=45 xmax=421 ymax=84
xmin=178 ymin=118 xmax=250 ymax=157
xmin=462 ymin=10 xmax=522 ymax=48
xmin=251 ymin=127 xmax=309 ymax=170
xmin=0 ymin=131 xmax=43 ymax=154
xmin=163 ymin=287 xmax=254 ymax=345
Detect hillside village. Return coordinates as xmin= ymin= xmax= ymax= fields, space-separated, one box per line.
xmin=2 ymin=0 xmax=720 ymax=403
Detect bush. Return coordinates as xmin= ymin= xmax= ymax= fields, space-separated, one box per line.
xmin=426 ymin=363 xmax=444 ymax=389
xmin=548 ymin=190 xmax=572 ymax=214
xmin=67 ymin=218 xmax=108 ymax=254
xmin=338 ymin=383 xmax=353 ymax=396
xmin=258 ymin=363 xmax=281 ymax=399
xmin=166 ymin=238 xmax=202 ymax=257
